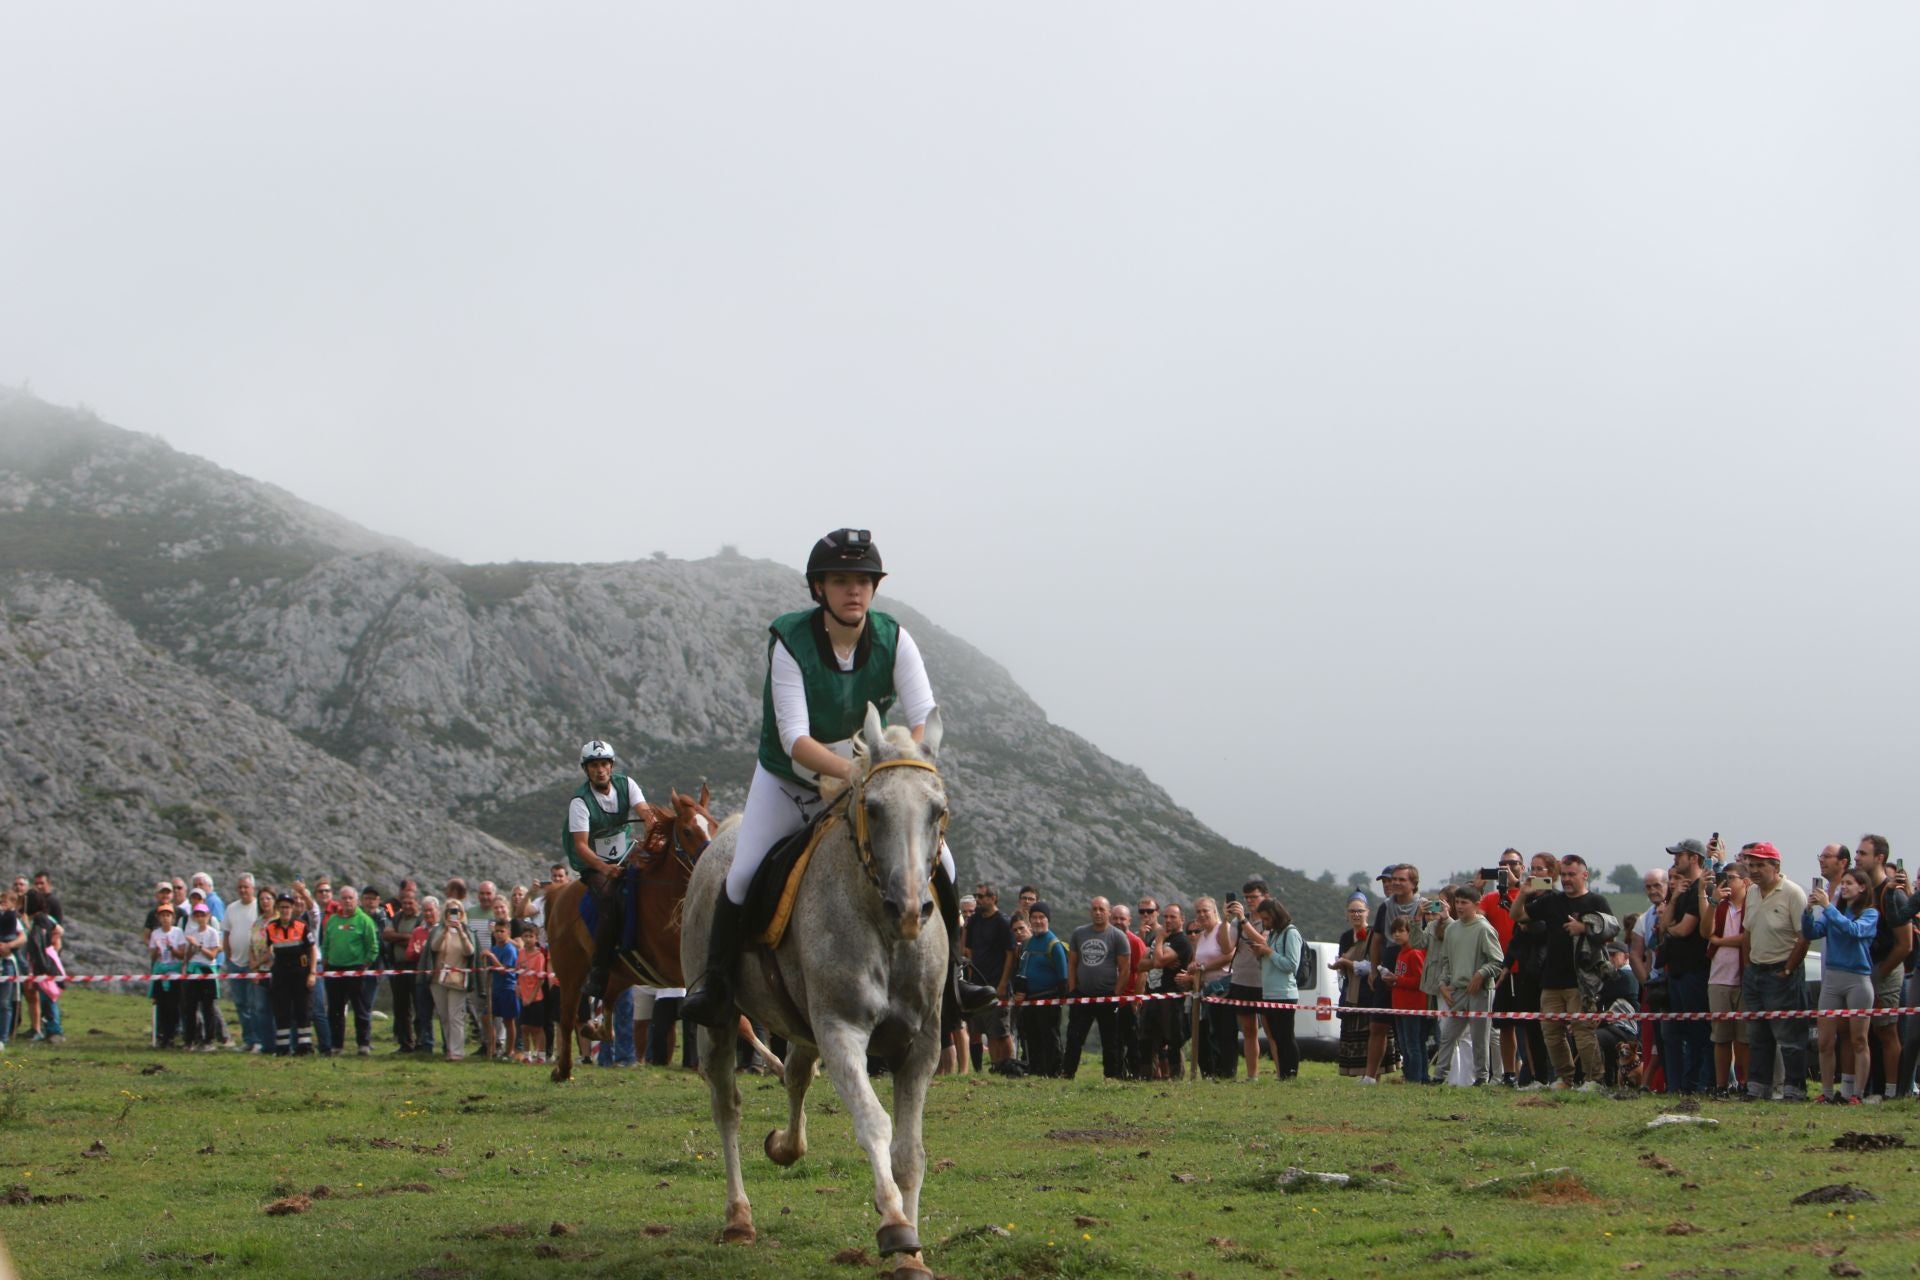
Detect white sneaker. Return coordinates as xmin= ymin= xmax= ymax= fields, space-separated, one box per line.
xmin=1357 ymin=1076 xmax=1379 ymax=1086
xmin=1864 ymin=1093 xmax=1884 ymax=1106
xmin=1576 ymin=1081 xmax=1604 ymax=1093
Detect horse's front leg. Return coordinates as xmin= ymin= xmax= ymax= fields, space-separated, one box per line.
xmin=889 ymin=1017 xmax=940 ymax=1232
xmin=816 ymin=1024 xmax=923 ymax=1270
xmin=698 ymin=1023 xmax=755 ymax=1243
xmin=765 ymin=1041 xmax=817 ymax=1166
xmin=550 ymin=978 xmax=577 ymax=1083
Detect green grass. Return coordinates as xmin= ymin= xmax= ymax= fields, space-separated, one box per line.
xmin=1 ymin=991 xmax=1916 ymax=1279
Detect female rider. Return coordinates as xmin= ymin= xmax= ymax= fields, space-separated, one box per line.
xmin=682 ymin=529 xmax=996 ymax=1028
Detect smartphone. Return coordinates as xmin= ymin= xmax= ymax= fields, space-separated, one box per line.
xmin=1528 ymin=876 xmax=1554 ymax=892
xmin=1224 ymin=891 xmax=1239 ymax=905
xmin=1811 ymin=876 xmax=1826 ymax=893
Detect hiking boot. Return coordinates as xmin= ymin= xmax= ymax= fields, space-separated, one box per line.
xmin=682 ymin=893 xmax=746 ymax=1028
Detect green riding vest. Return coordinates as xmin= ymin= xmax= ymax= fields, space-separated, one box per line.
xmin=757 ymin=608 xmax=900 ymax=790
xmin=562 ymin=774 xmax=638 ymax=873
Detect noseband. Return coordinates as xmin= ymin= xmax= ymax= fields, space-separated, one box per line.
xmin=848 ymin=757 xmax=948 ymax=895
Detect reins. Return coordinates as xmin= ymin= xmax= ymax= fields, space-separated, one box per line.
xmin=848 ymin=757 xmax=947 ymax=895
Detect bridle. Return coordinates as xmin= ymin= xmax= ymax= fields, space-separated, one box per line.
xmin=848 ymin=757 xmax=947 ymax=895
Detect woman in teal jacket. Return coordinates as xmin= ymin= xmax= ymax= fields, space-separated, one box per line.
xmin=1248 ymin=898 xmax=1303 ymax=1079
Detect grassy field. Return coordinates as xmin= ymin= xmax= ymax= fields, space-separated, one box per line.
xmin=0 ymin=990 xmax=1914 ymax=1279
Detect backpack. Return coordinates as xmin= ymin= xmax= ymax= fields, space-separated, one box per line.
xmin=1289 ymin=928 xmax=1313 ymax=989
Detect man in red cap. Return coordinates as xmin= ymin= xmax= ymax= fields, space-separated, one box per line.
xmin=1737 ymin=841 xmax=1810 ymax=1101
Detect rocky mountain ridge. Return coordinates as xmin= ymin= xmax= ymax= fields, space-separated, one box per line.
xmin=0 ymin=390 xmax=1347 ymax=966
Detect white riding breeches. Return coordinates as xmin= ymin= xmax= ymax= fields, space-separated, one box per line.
xmin=724 ymin=763 xmax=956 ymax=905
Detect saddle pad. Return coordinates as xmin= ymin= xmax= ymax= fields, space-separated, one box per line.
xmin=745 ymin=812 xmax=841 ymax=948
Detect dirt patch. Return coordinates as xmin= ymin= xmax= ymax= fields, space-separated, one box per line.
xmin=1473 ymin=1171 xmax=1600 ymax=1205
xmin=375 ymin=1183 xmax=435 ymax=1196
xmin=2 ymin=1187 xmax=86 ymax=1207
xmin=548 ymin=1222 xmax=575 ymax=1236
xmin=475 ymin=1224 xmax=530 ymax=1240
xmin=832 ymin=1247 xmax=878 ymax=1265
xmin=1427 ymin=1250 xmax=1475 ymax=1261
xmin=1637 ymin=1152 xmax=1679 ymax=1175
xmin=1829 ymin=1261 xmax=1864 ymax=1277
xmin=1073 ymin=1215 xmax=1107 ymax=1228
xmin=139 ymin=1064 xmax=167 ymax=1075
xmin=1044 ymin=1128 xmax=1140 ymax=1141
xmin=1792 ymin=1184 xmax=1878 ymax=1206
xmin=640 ymin=1225 xmax=670 ymax=1238
xmin=80 ymin=1141 xmax=109 ymax=1159
xmin=1831 ymin=1131 xmax=1906 ymax=1152
xmin=1665 ymin=1221 xmax=1706 ymax=1236
xmin=263 ymin=1195 xmax=312 ymax=1216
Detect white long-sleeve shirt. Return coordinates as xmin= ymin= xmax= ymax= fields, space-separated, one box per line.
xmin=770 ymin=625 xmax=935 ymax=759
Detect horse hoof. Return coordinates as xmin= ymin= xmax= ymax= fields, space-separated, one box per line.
xmin=763 ymin=1129 xmax=800 ymax=1167
xmin=719 ymin=1222 xmax=756 ymax=1245
xmin=875 ymin=1223 xmax=922 ymax=1257
xmin=889 ymin=1252 xmax=933 ymax=1279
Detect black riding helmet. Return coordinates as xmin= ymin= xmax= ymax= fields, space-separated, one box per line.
xmin=805 ymin=528 xmax=885 ymax=600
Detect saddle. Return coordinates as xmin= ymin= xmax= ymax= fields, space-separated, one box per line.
xmin=743 ymin=806 xmax=844 ymax=949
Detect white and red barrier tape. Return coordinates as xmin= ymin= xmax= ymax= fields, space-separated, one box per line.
xmin=11 ymin=973 xmax=1915 ymax=1021
xmin=0 ymin=966 xmax=535 ymax=985
xmin=1005 ymin=990 xmax=1915 ymax=1021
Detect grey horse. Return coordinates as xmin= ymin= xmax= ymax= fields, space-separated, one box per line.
xmin=680 ymin=703 xmax=949 ymax=1280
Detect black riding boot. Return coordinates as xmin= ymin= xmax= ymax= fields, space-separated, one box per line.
xmin=583 ymin=888 xmax=624 ymax=1000
xmin=682 ymin=893 xmax=745 ymax=1029
xmin=935 ymin=869 xmax=998 ymax=1026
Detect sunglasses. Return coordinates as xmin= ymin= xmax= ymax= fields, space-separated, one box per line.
xmin=1185 ymin=928 xmax=1201 ymax=935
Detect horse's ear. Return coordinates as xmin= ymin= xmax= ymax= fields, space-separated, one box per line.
xmin=698 ymin=782 xmax=711 ymax=808
xmin=920 ymin=707 xmax=943 ymax=760
xmin=670 ymin=787 xmax=685 ymax=807
xmin=861 ymin=702 xmax=887 ymax=758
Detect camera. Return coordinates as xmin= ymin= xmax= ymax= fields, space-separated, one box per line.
xmin=1478 ymin=868 xmax=1514 ymax=891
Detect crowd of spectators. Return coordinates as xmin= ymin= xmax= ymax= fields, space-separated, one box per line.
xmin=8 ymin=833 xmax=1920 ymax=1104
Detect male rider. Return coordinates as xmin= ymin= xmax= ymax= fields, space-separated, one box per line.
xmin=568 ymin=740 xmax=648 ymax=999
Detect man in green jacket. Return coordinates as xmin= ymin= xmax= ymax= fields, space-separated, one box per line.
xmin=321 ymin=885 xmax=381 ymax=1056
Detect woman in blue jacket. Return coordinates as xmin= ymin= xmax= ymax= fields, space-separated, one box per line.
xmin=1803 ymin=868 xmax=1879 ymax=1104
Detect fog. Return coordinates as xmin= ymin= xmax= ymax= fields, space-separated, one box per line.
xmin=4 ymin=4 xmax=1916 ymax=881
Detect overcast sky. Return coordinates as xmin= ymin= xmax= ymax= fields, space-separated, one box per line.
xmin=5 ymin=4 xmax=1917 ymax=884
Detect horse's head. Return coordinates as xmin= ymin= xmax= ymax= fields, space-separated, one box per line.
xmin=850 ymin=702 xmax=947 ymax=941
xmin=668 ymin=784 xmax=717 ymax=860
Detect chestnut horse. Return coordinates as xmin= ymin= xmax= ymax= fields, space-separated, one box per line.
xmin=541 ymin=785 xmax=714 ymax=1083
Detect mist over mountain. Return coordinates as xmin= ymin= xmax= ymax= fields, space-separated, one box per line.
xmin=0 ymin=390 xmax=1348 ymax=964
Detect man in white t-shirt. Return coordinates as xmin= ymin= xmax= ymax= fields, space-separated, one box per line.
xmin=568 ymin=739 xmax=648 ymax=999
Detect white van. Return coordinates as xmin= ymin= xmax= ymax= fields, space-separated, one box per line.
xmin=1293 ymin=939 xmax=1347 ymax=1061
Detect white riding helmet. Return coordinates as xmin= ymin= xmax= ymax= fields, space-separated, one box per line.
xmin=579 ymin=740 xmax=616 ymax=765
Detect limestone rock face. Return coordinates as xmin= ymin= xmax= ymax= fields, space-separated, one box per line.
xmin=0 ymin=390 xmax=1346 ymax=968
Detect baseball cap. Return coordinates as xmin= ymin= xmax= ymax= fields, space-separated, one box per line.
xmin=191 ymin=901 xmax=210 ymax=913
xmin=1604 ymin=940 xmax=1629 ymax=956
xmin=1376 ymin=865 xmax=1397 ymax=881
xmin=1743 ymin=841 xmax=1782 ymax=863
xmin=155 ymin=879 xmax=174 ymax=891
xmin=1665 ymin=838 xmax=1706 ymax=858
xmin=187 ymin=885 xmax=207 ymax=898
xmin=275 ymin=892 xmax=296 ymax=905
